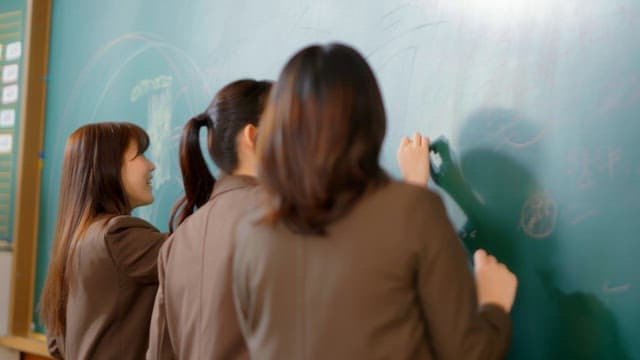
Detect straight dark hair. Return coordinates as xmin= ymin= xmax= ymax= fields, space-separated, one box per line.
xmin=169 ymin=79 xmax=272 ymax=231
xmin=40 ymin=122 xmax=149 ymax=337
xmin=258 ymin=43 xmax=389 ymax=235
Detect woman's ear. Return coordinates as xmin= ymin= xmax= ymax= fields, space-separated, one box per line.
xmin=242 ymin=124 xmax=259 ymax=150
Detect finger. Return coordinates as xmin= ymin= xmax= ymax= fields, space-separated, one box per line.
xmin=397 ymin=137 xmax=410 ymax=154
xmin=399 ymin=136 xmax=410 ymax=148
xmin=414 ymin=132 xmax=422 ymax=146
xmin=474 ymin=249 xmax=488 ymax=267
xmin=423 ymin=136 xmax=430 ymax=149
xmin=425 ymin=141 xmax=431 ymax=169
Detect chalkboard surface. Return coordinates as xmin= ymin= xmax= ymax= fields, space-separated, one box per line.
xmin=33 ymin=1 xmax=640 ymax=358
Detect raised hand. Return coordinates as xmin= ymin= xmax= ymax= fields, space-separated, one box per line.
xmin=473 ymin=249 xmax=518 ymax=312
xmin=429 ymin=136 xmax=466 ymax=193
xmin=397 ymin=132 xmax=430 ymax=186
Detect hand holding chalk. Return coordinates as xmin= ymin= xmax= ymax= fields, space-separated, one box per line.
xmin=397 ymin=132 xmax=430 ymax=186
xmin=429 ymin=136 xmax=466 ymax=193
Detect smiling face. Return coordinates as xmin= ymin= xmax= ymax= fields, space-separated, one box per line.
xmin=121 ymin=140 xmax=156 ymax=209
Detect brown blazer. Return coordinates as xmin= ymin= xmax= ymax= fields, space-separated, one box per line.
xmin=147 ymin=175 xmax=258 ymax=360
xmin=47 ymin=215 xmax=166 ymax=360
xmin=233 ymin=180 xmax=512 ymax=360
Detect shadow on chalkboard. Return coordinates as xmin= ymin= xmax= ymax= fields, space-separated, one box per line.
xmin=539 ymin=271 xmax=631 ymax=360
xmin=435 ymin=107 xmax=630 ymax=359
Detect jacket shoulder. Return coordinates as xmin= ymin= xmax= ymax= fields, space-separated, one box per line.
xmin=378 ymin=180 xmax=446 ymax=211
xmin=105 ymin=215 xmax=159 ymax=234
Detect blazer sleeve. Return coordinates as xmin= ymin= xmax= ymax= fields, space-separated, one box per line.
xmin=414 ymin=190 xmax=512 ymax=359
xmin=104 ymin=216 xmax=167 ymax=284
xmin=146 ymin=236 xmax=176 ymax=360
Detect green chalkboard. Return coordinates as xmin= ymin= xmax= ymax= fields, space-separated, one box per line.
xmin=33 ymin=0 xmax=640 ymax=358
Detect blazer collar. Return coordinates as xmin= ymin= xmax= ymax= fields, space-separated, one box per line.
xmin=210 ymin=174 xmax=258 ymax=200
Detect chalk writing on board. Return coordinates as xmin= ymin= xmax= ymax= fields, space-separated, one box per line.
xmin=368 ymin=21 xmax=445 ymax=59
xmin=604 ymin=147 xmax=621 ymax=178
xmin=130 ymin=75 xmax=173 ymax=103
xmin=381 ymin=3 xmax=412 ymax=22
xmin=567 ymin=206 xmax=599 ymax=226
xmin=378 ymin=3 xmax=421 ymax=39
xmin=136 ymin=87 xmax=174 ymax=222
xmin=566 ymin=148 xmax=597 ymax=190
xmin=64 ymin=33 xmax=211 ymax=124
xmin=368 ymin=2 xmax=445 ymax=59
xmin=566 ymin=146 xmax=624 ymax=190
xmin=602 ymin=281 xmax=631 ymax=294
xmin=479 ymin=111 xmax=548 ymax=151
xmin=498 ymin=125 xmax=547 ymax=150
xmin=148 ymin=89 xmax=172 ymax=185
xmin=519 ymin=191 xmax=557 ymax=239
xmin=600 ymin=73 xmax=640 ymax=112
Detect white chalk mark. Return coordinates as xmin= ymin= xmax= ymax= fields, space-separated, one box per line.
xmin=381 ymin=3 xmax=412 ymax=22
xmin=519 ymin=192 xmax=557 ymax=239
xmin=137 ymin=88 xmax=173 ymax=220
xmin=602 ymin=282 xmax=631 ymax=294
xmin=147 ymin=88 xmax=173 ymax=188
xmin=607 ymin=147 xmax=621 ymax=179
xmin=569 ymin=208 xmax=598 ymax=225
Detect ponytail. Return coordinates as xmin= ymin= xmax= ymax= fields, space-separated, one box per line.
xmin=169 ymin=79 xmax=274 ymax=232
xmin=169 ymin=113 xmax=215 ymax=232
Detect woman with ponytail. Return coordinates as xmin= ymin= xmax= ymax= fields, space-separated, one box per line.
xmin=147 ymin=79 xmax=273 ymax=360
xmin=40 ymin=122 xmax=166 ymax=360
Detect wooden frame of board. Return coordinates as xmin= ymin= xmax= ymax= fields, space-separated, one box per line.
xmin=0 ymin=0 xmax=51 ymax=357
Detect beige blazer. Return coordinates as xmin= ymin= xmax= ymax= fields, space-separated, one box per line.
xmin=47 ymin=215 xmax=166 ymax=360
xmin=147 ymin=175 xmax=258 ymax=360
xmin=233 ymin=180 xmax=511 ymax=360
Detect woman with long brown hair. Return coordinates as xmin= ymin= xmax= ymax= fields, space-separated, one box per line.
xmin=146 ymin=79 xmax=273 ymax=360
xmin=40 ymin=122 xmax=166 ymax=360
xmin=232 ymin=43 xmax=518 ymax=359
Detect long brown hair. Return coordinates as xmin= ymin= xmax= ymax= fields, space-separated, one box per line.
xmin=39 ymin=122 xmax=149 ymax=337
xmin=258 ymin=43 xmax=389 ymax=235
xmin=168 ymin=79 xmax=272 ymax=231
